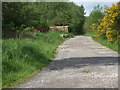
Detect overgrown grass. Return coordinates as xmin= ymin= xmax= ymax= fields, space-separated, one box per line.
xmin=84 ymin=32 xmax=119 ymax=53
xmin=84 ymin=32 xmax=94 ymax=37
xmin=2 ymin=31 xmax=71 ymax=88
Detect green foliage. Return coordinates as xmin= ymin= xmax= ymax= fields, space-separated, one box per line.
xmin=84 ymin=3 xmax=119 ymax=54
xmin=2 ymin=31 xmax=71 ymax=88
xmin=84 ymin=32 xmax=95 ymax=37
xmin=22 ymin=27 xmax=35 ymax=32
xmin=93 ymin=2 xmax=120 ymax=43
xmin=2 ymin=2 xmax=85 ymax=37
xmin=84 ymin=5 xmax=104 ymax=33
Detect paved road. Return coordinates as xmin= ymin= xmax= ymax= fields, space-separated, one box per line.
xmin=17 ymin=36 xmax=118 ymax=88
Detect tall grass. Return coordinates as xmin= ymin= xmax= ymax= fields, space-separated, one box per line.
xmin=2 ymin=31 xmax=70 ymax=88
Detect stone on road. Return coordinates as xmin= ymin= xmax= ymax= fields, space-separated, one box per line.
xmin=17 ymin=36 xmax=118 ymax=88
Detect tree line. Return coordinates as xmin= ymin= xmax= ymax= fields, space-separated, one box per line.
xmin=84 ymin=2 xmax=120 ymax=44
xmin=2 ymin=2 xmax=85 ymax=38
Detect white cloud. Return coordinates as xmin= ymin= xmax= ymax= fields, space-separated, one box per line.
xmin=74 ymin=2 xmax=119 ymax=16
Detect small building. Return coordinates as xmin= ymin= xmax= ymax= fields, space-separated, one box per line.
xmin=50 ymin=26 xmax=68 ymax=32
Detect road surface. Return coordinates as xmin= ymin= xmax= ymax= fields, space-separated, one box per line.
xmin=16 ymin=36 xmax=118 ymax=88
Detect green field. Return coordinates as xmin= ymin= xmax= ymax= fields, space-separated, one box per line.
xmin=2 ymin=31 xmax=71 ymax=88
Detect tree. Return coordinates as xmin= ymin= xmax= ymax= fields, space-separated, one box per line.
xmin=84 ymin=5 xmax=104 ymax=32
xmin=2 ymin=2 xmax=85 ymax=38
xmin=94 ymin=2 xmax=120 ymax=43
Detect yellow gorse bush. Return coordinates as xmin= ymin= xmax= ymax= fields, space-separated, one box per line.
xmin=92 ymin=2 xmax=120 ymax=43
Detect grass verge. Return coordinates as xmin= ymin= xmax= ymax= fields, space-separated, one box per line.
xmin=84 ymin=32 xmax=119 ymax=54
xmin=2 ymin=31 xmax=71 ymax=88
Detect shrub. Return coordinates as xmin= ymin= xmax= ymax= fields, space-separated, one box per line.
xmin=84 ymin=5 xmax=104 ymax=33
xmin=92 ymin=2 xmax=120 ymax=43
xmin=22 ymin=27 xmax=35 ymax=32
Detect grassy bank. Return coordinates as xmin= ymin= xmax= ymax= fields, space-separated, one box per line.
xmin=84 ymin=32 xmax=119 ymax=53
xmin=2 ymin=31 xmax=71 ymax=88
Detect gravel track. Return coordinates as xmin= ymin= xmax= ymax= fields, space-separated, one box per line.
xmin=16 ymin=36 xmax=118 ymax=88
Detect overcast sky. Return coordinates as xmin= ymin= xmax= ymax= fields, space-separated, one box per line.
xmin=69 ymin=0 xmax=119 ymax=16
